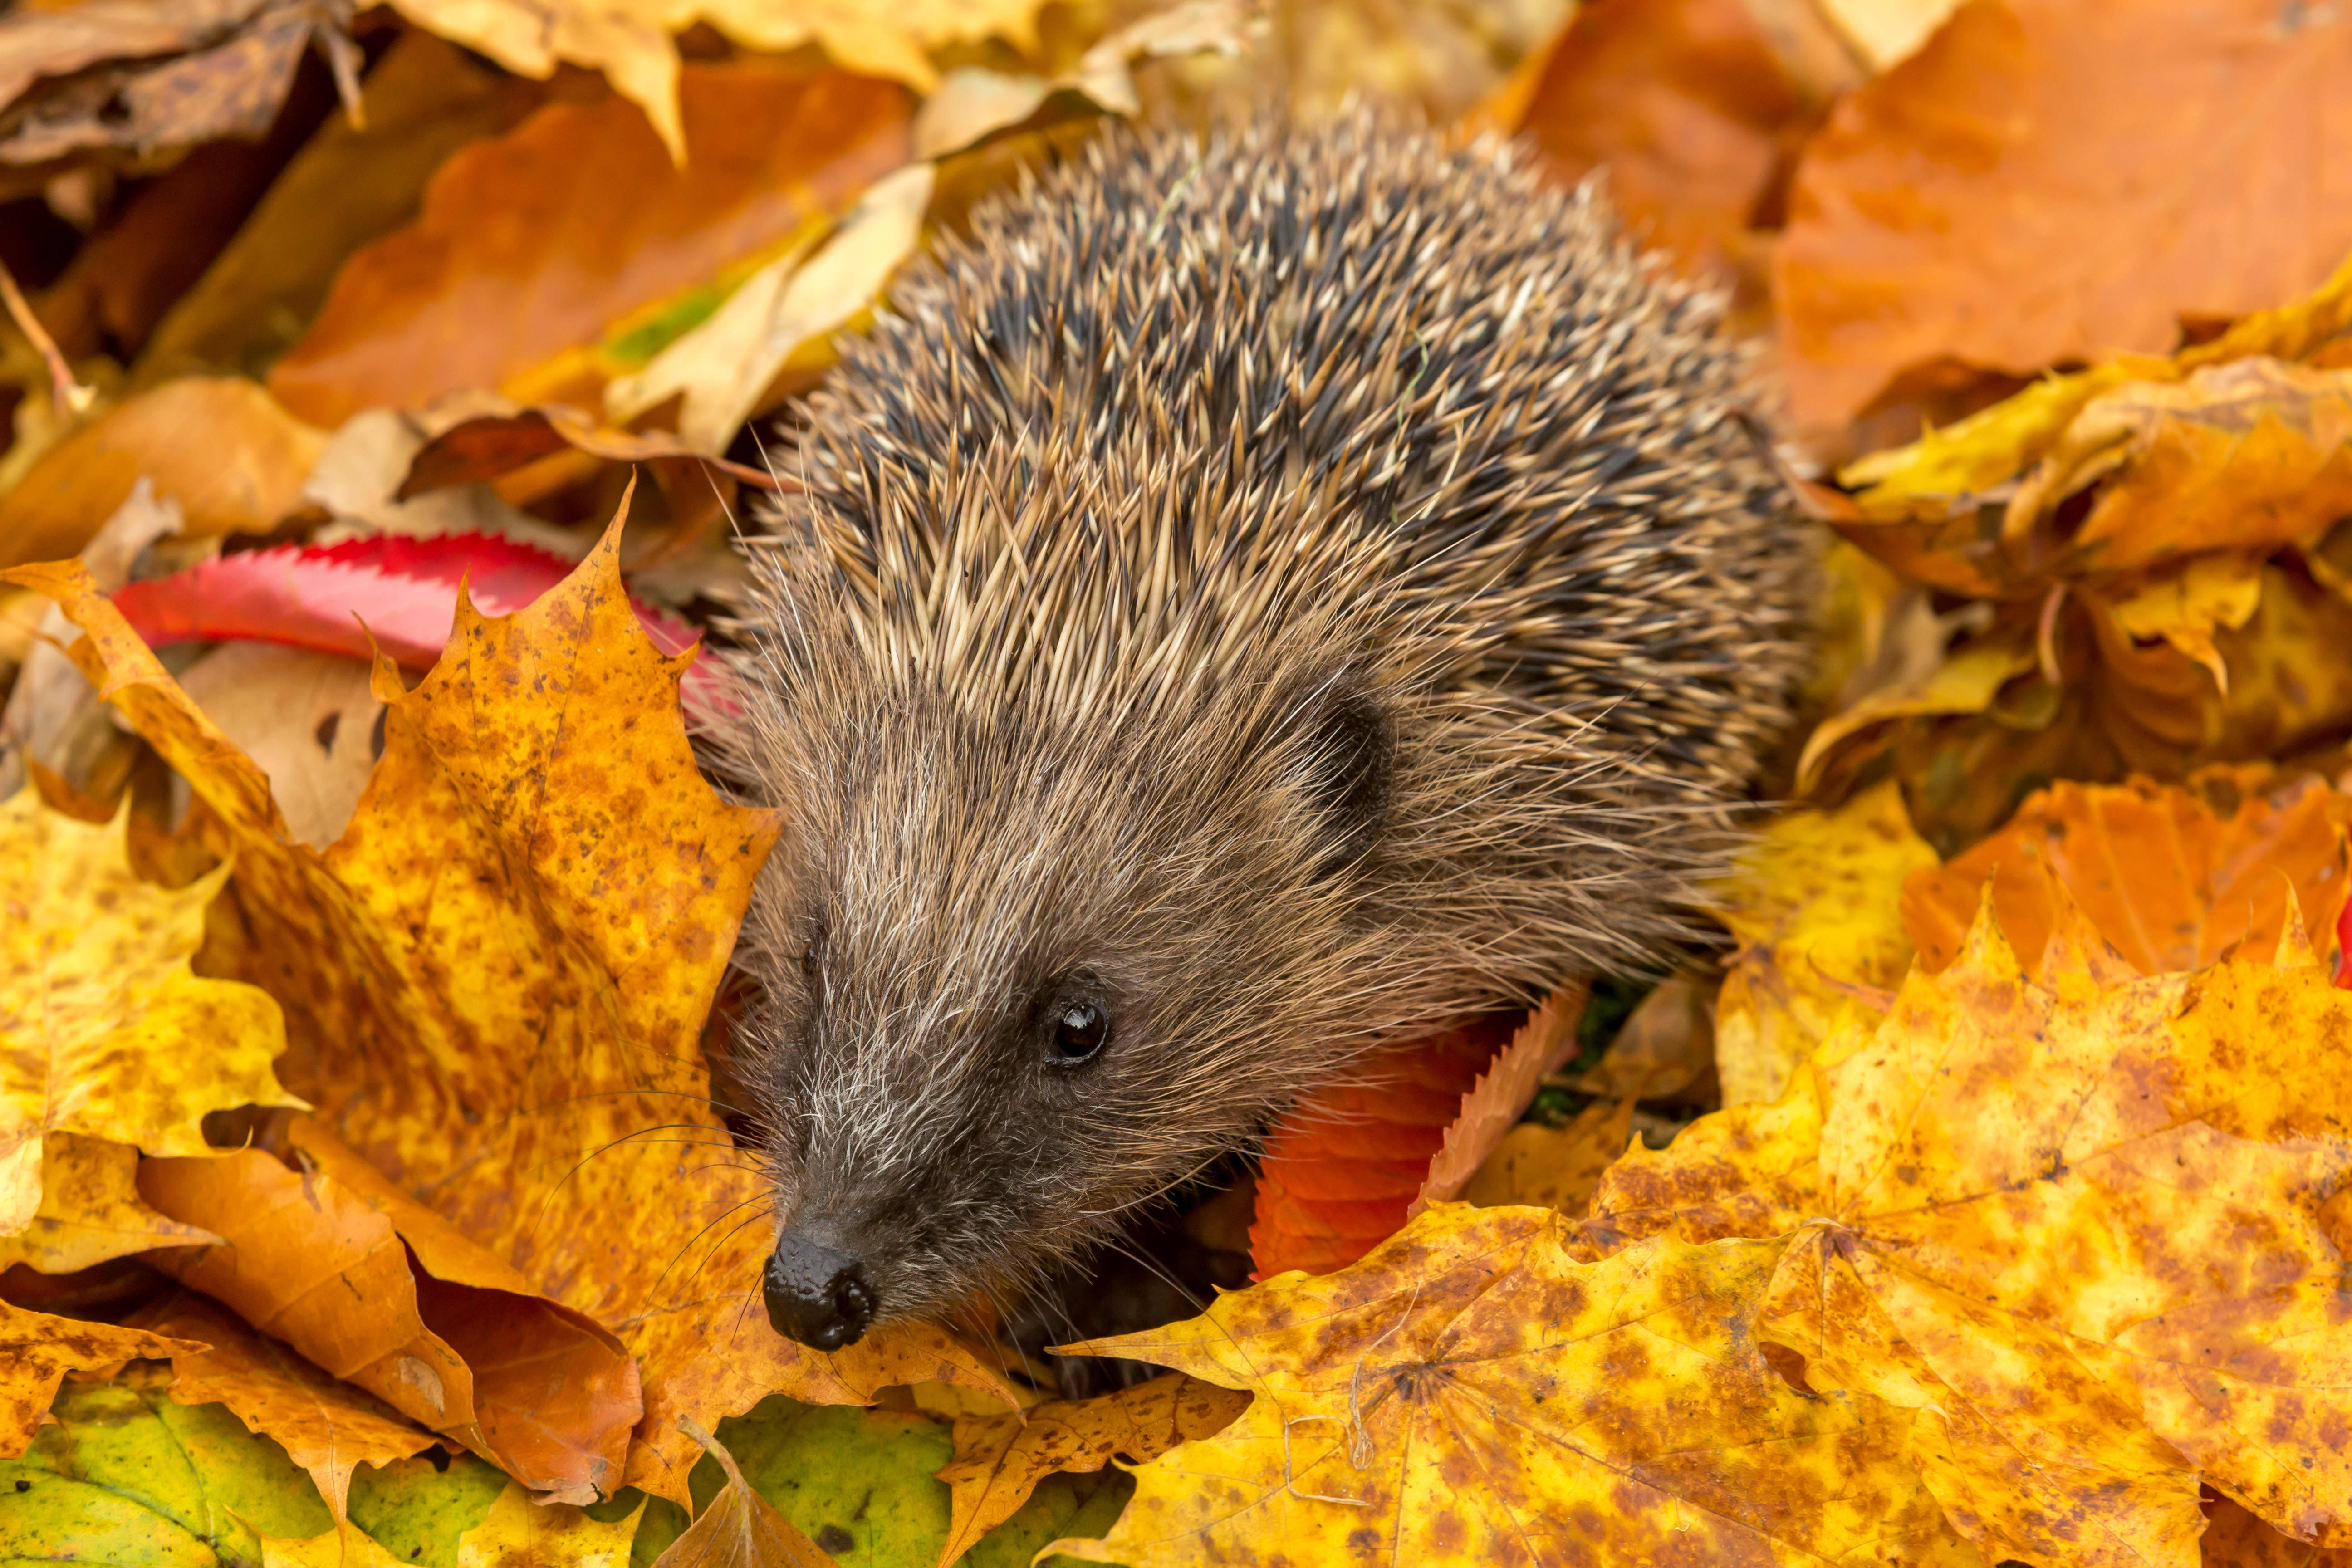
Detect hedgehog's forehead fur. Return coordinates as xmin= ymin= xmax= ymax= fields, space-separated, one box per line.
xmin=731 ymin=113 xmax=1812 ymax=1326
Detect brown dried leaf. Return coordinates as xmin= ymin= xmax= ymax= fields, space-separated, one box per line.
xmin=136 ymin=1289 xmax=435 ymax=1520
xmin=932 ymin=1372 xmax=1249 ymax=1568
xmin=267 ymin=64 xmax=910 ymax=428
xmin=0 ymin=0 xmax=354 ymax=170
xmin=1573 ymin=966 xmax=1717 ymax=1100
xmin=1776 ymin=0 xmax=2352 ymax=428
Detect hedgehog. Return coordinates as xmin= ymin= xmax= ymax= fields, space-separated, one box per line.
xmin=730 ymin=113 xmax=1813 ymax=1351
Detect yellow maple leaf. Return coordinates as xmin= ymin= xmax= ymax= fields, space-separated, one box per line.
xmin=0 ymin=517 xmax=1016 ymax=1505
xmin=1708 ymin=780 xmax=1938 ymax=1106
xmin=455 ymin=1478 xmax=646 ymax=1568
xmin=1590 ymin=890 xmax=2352 ymax=1564
xmin=0 ymin=787 xmax=299 ymax=1232
xmin=1050 ymin=1207 xmax=1981 ymax=1567
xmin=933 ymin=1372 xmax=1249 ymax=1568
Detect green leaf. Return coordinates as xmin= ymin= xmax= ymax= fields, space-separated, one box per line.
xmin=344 ymin=1449 xmax=506 ymax=1568
xmin=689 ymin=1399 xmax=954 ymax=1567
xmin=0 ymin=1366 xmax=331 ymax=1568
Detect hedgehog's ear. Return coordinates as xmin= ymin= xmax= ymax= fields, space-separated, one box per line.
xmin=1281 ymin=671 xmax=1393 ymax=879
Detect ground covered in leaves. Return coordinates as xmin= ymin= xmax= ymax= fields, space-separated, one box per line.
xmin=5 ymin=0 xmax=2352 ymax=1563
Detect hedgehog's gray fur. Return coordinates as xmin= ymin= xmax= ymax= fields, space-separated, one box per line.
xmin=730 ymin=113 xmax=1812 ymax=1331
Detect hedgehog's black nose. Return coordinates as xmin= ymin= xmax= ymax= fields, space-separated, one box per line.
xmin=764 ymin=1231 xmax=876 ymax=1350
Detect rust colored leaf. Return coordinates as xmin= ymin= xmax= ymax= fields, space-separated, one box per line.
xmin=1248 ymin=1016 xmax=1512 ymax=1278
xmin=0 ymin=785 xmax=299 ymax=1232
xmin=648 ymin=1419 xmax=830 ymax=1568
xmin=1775 ymin=0 xmax=2352 ymax=429
xmin=1052 ymin=1211 xmax=1977 ymax=1567
xmin=1901 ymin=770 xmax=2352 ymax=980
xmin=138 ymin=1134 xmax=642 ymax=1503
xmin=1501 ymin=0 xmax=1813 ymax=279
xmin=136 ymin=1289 xmax=435 ymax=1520
xmin=0 ymin=1132 xmax=215 ymax=1275
xmin=932 ymin=1372 xmax=1250 ymax=1568
xmin=0 ymin=1297 xmax=201 ymax=1457
xmin=268 ymin=65 xmax=911 ymax=428
xmin=0 ymin=377 xmax=325 ymax=569
xmin=1708 ymin=780 xmax=1938 ymax=1106
xmin=1589 ymin=890 xmax=2352 ymax=1563
xmin=1407 ymin=981 xmax=1588 ymax=1218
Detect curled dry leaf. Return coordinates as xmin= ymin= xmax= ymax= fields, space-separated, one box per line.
xmin=1706 ymin=780 xmax=1936 ymax=1106
xmin=1248 ymin=1016 xmax=1512 ymax=1278
xmin=173 ymin=643 xmax=384 ymax=852
xmin=268 ymin=65 xmax=911 ymax=428
xmin=0 ymin=1131 xmax=215 ymax=1274
xmin=646 ymin=1418 xmax=829 ymax=1568
xmin=1775 ymin=0 xmax=2352 ymax=429
xmin=0 ymin=377 xmax=325 ymax=570
xmin=0 ymin=1298 xmax=203 ymax=1457
xmin=1406 ymin=980 xmax=1588 ymax=1219
xmin=2201 ymin=1500 xmax=2352 ymax=1567
xmin=0 ymin=786 xmax=299 ymax=1232
xmin=932 ymin=1372 xmax=1250 ymax=1568
xmin=138 ymin=1131 xmax=643 ymax=1504
xmin=1901 ymin=769 xmax=2352 ymax=980
xmin=1051 ymin=1210 xmax=1976 ymax=1567
xmin=0 ymin=0 xmax=357 ymax=170
xmin=1588 ymin=890 xmax=2352 ymax=1564
xmin=135 ymin=1289 xmax=435 ymax=1521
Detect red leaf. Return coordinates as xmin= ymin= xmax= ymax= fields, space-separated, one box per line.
xmin=1408 ymin=981 xmax=1592 ymax=1220
xmin=110 ymin=534 xmax=730 ymax=713
xmin=1248 ymin=1015 xmax=1517 ymax=1279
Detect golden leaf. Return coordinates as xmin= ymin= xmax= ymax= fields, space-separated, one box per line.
xmin=1590 ymin=889 xmax=2352 ymax=1562
xmin=455 ymin=1479 xmax=646 ymax=1568
xmin=1050 ymin=1209 xmax=1980 ymax=1566
xmin=0 ymin=1131 xmax=215 ymax=1274
xmin=1708 ymin=780 xmax=1938 ymax=1105
xmin=1459 ymin=1097 xmax=1637 ymax=1218
xmin=932 ymin=1372 xmax=1249 ymax=1568
xmin=0 ymin=787 xmax=298 ymax=1233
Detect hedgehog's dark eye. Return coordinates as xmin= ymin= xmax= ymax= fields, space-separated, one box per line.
xmin=1048 ymin=1001 xmax=1109 ymax=1064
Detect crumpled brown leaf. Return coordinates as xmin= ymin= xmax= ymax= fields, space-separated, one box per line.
xmin=0 ymin=1298 xmax=202 ymax=1456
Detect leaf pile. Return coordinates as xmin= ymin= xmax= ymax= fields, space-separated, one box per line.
xmin=8 ymin=0 xmax=2352 ymax=1563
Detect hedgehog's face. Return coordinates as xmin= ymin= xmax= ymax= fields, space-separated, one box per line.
xmin=744 ymin=671 xmax=1397 ymax=1348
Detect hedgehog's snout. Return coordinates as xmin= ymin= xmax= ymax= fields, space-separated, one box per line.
xmin=764 ymin=1226 xmax=878 ymax=1349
